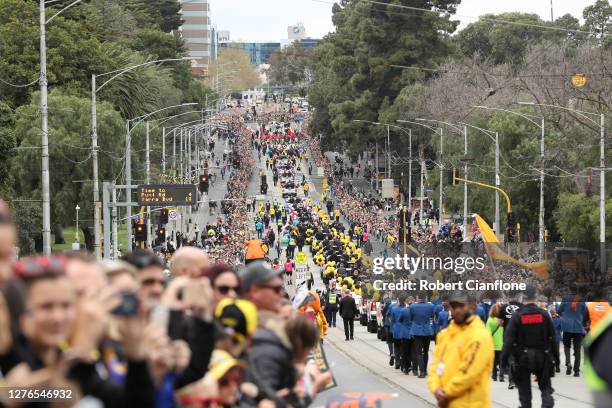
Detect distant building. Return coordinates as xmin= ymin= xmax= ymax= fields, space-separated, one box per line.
xmin=179 ymin=0 xmax=211 ymax=75
xmin=219 ymin=42 xmax=281 ymax=65
xmin=287 ymin=23 xmax=306 ymax=40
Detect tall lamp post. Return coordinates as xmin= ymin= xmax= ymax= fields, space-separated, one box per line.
xmin=474 ymin=106 xmax=545 ymax=259
xmin=519 ymin=102 xmax=606 ymax=273
xmin=416 ymin=119 xmax=469 ymax=240
xmin=459 ymin=122 xmax=501 ymax=235
xmin=397 ymin=120 xmax=444 ymax=226
xmin=39 ymin=0 xmax=85 ymax=255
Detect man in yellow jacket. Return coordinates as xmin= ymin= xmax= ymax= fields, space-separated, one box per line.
xmin=428 ymin=291 xmax=494 ymax=408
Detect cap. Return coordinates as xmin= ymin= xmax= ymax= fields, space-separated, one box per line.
xmin=215 ymin=298 xmax=258 ymax=342
xmin=239 ymin=261 xmax=280 ymax=292
xmin=449 ymin=291 xmax=474 ymax=304
xmin=207 ymin=349 xmax=245 ymax=381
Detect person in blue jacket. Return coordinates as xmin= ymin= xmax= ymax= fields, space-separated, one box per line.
xmin=382 ymin=297 xmax=395 ymax=366
xmin=434 ymin=298 xmax=450 ymax=337
xmin=409 ymin=294 xmax=435 ymax=378
xmin=557 ymin=286 xmax=587 ymax=376
xmin=476 ymin=302 xmax=488 ymax=323
xmin=398 ymin=296 xmax=413 ymax=375
xmin=548 ymin=303 xmax=562 ymax=373
xmin=390 ymin=293 xmax=407 ymax=370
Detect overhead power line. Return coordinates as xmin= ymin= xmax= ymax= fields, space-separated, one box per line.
xmin=310 ymin=0 xmax=596 ymax=36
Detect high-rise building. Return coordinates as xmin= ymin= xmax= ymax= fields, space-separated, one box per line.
xmin=179 ymin=0 xmax=211 ymax=75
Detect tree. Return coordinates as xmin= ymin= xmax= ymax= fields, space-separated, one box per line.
xmin=553 ymin=193 xmax=612 ymax=248
xmin=15 ymin=203 xmax=42 ymax=256
xmin=308 ymin=0 xmax=460 ymax=152
xmin=11 ymin=90 xmax=126 ymax=227
xmin=268 ymin=41 xmax=313 ymax=86
xmin=207 ymin=48 xmax=261 ymax=92
xmin=583 ymin=0 xmax=612 ymax=45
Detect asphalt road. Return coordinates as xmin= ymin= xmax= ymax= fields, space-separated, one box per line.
xmin=312 ymin=341 xmax=432 ymax=408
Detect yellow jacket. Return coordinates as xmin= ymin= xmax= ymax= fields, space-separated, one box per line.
xmin=428 ymin=316 xmax=494 ymax=408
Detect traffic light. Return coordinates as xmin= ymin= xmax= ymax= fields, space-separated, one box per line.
xmin=134 ymin=223 xmax=147 ymax=242
xmin=446 ymin=169 xmax=455 ymax=185
xmin=507 ymin=212 xmax=516 ymax=242
xmin=199 ymin=173 xmax=209 ymax=193
xmin=159 ymin=209 xmax=169 ymax=225
xmin=155 ymin=227 xmax=166 ymax=245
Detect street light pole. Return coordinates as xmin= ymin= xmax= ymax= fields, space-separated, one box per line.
xmin=600 ymin=113 xmax=606 ymax=275
xmin=408 ymin=128 xmax=412 ymax=210
xmin=495 ymin=132 xmax=500 ymax=235
xmin=539 ymin=118 xmax=545 ymax=258
xmin=146 ymin=121 xmax=151 ymax=249
xmin=75 ymin=205 xmax=80 ymax=242
xmin=91 ymin=74 xmax=101 ymax=258
xmin=387 ymin=125 xmax=391 ymax=178
xmin=162 ymin=127 xmax=166 ymax=175
xmin=439 ymin=128 xmax=444 ymax=222
xmin=39 ymin=0 xmax=51 ymax=255
xmin=125 ymin=120 xmax=132 ymax=251
xmin=463 ymin=125 xmax=468 ymax=238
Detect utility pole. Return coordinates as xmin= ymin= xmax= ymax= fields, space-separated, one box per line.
xmin=91 ymin=74 xmax=101 ymax=259
xmin=420 ymin=156 xmax=424 ymax=225
xmin=550 ymin=0 xmax=554 ymax=21
xmin=39 ymin=0 xmax=51 ymax=255
xmin=463 ymin=125 xmax=468 ymax=239
xmin=600 ymin=113 xmax=607 ymax=275
xmin=494 ymin=132 xmax=500 ymax=235
xmin=375 ymin=142 xmax=379 ymax=191
xmin=408 ymin=129 xmax=412 ymax=210
xmin=539 ymin=118 xmax=545 ymax=259
xmin=111 ymin=185 xmax=118 ymax=259
xmin=172 ymin=128 xmax=176 ymax=177
xmin=162 ymin=127 xmax=166 ymax=175
xmin=146 ymin=121 xmax=151 ymax=248
xmin=125 ymin=120 xmax=132 ymax=252
xmin=387 ymin=125 xmax=391 ymax=178
xmin=439 ymin=128 xmax=444 ymax=224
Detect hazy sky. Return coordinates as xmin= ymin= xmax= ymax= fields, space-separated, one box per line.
xmin=210 ymin=0 xmax=597 ymax=42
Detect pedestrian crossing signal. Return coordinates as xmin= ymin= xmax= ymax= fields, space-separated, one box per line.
xmin=135 ymin=224 xmax=146 ymax=242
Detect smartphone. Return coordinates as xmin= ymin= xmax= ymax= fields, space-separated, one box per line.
xmin=111 ymin=291 xmax=140 ymax=316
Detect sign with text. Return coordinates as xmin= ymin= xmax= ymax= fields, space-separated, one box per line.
xmin=137 ymin=184 xmax=196 ymax=206
xmin=381 ymin=179 xmax=394 ymax=199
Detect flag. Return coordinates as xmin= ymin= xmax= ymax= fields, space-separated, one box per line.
xmin=475 ymin=213 xmax=549 ymax=280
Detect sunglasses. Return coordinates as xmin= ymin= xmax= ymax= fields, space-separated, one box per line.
xmin=14 ymin=256 xmax=67 ymax=279
xmin=215 ymin=285 xmax=239 ymax=295
xmin=258 ymin=284 xmax=283 ymax=294
xmin=0 ymin=213 xmax=13 ymax=225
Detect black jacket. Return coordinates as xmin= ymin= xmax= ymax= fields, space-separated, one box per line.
xmin=339 ymin=295 xmax=358 ymax=319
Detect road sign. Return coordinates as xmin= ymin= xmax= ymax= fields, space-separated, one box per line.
xmin=381 ymin=179 xmax=394 ymax=198
xmin=168 ymin=209 xmax=177 ymax=220
xmin=137 ymin=184 xmax=196 ymax=206
xmin=295 ymin=252 xmax=307 ymax=265
xmin=571 ymin=73 xmax=587 ymax=87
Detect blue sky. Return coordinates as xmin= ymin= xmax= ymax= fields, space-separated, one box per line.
xmin=210 ymin=0 xmax=597 ymax=42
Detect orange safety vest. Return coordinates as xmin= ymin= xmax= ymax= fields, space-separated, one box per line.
xmin=587 ymin=302 xmax=612 ymax=331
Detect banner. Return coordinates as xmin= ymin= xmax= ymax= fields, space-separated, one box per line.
xmin=307 ymin=342 xmax=337 ymax=392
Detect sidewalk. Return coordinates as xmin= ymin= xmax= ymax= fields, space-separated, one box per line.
xmin=325 ymin=322 xmax=594 ymax=408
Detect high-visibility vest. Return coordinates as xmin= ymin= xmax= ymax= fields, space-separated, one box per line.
xmin=587 ymin=302 xmax=612 ymax=331
xmin=584 ymin=313 xmax=612 ymax=403
xmin=328 ymin=293 xmax=337 ymax=305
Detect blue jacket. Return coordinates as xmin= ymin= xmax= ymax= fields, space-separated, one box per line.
xmin=382 ymin=300 xmax=393 ymax=328
xmin=476 ymin=304 xmax=487 ymax=323
xmin=557 ymin=297 xmax=587 ymax=334
xmin=409 ymin=301 xmax=434 ymax=337
xmin=390 ymin=304 xmax=405 ymax=339
xmin=397 ymin=306 xmax=412 ymax=339
xmin=551 ymin=314 xmax=562 ymax=342
xmin=436 ymin=310 xmax=450 ymax=332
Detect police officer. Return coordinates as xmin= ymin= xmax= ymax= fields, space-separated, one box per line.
xmin=325 ymin=289 xmax=339 ymax=327
xmin=502 ymin=286 xmax=559 ymax=408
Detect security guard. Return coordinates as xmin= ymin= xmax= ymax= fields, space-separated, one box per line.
xmin=325 ymin=290 xmax=339 ymax=328
xmin=502 ymin=286 xmax=559 ymax=408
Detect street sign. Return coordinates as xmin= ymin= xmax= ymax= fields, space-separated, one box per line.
xmin=381 ymin=179 xmax=394 ymax=198
xmin=168 ymin=209 xmax=177 ymax=220
xmin=137 ymin=184 xmax=196 ymax=206
xmin=571 ymin=73 xmax=587 ymax=87
xmin=295 ymin=252 xmax=307 ymax=265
